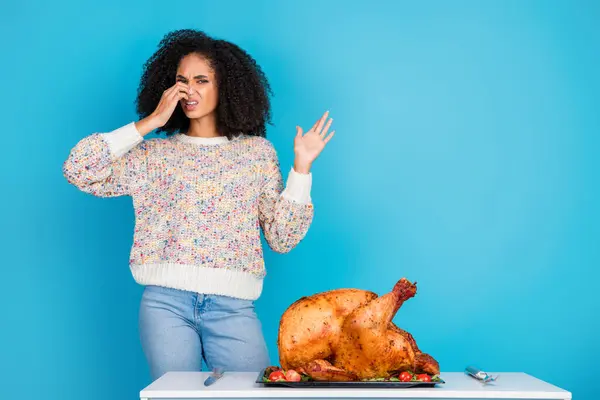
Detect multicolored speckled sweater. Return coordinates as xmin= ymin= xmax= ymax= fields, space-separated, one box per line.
xmin=63 ymin=122 xmax=314 ymax=300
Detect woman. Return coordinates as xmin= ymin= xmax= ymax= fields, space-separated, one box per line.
xmin=62 ymin=29 xmax=334 ymax=380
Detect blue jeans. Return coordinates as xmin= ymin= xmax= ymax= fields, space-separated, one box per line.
xmin=138 ymin=285 xmax=270 ymax=380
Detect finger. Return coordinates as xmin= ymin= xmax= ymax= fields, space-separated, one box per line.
xmin=176 ymin=82 xmax=191 ymax=95
xmin=166 ymin=93 xmax=186 ymax=113
xmin=165 ymin=82 xmax=189 ymax=96
xmin=315 ymin=110 xmax=330 ymax=134
xmin=296 ymin=126 xmax=303 ymax=137
xmin=323 ymin=130 xmax=335 ymax=144
xmin=170 ymin=89 xmax=188 ymax=102
xmin=309 ymin=119 xmax=319 ymax=132
xmin=310 ymin=110 xmax=329 ymax=132
xmin=162 ymin=86 xmax=182 ymax=102
xmin=170 ymin=86 xmax=188 ymax=99
xmin=320 ymin=118 xmax=333 ymax=138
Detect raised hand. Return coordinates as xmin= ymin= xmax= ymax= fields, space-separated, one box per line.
xmin=135 ymin=82 xmax=190 ymax=136
xmin=294 ymin=111 xmax=335 ymax=174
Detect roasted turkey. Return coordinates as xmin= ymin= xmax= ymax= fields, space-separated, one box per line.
xmin=277 ymin=278 xmax=439 ymax=381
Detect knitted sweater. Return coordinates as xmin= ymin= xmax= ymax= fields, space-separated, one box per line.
xmin=63 ymin=122 xmax=314 ymax=300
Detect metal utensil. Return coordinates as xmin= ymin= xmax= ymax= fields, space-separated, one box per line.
xmin=204 ymin=367 xmax=224 ymax=386
xmin=465 ymin=366 xmax=499 ymax=385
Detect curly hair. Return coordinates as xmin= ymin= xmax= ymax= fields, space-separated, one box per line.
xmin=135 ymin=29 xmax=273 ymax=139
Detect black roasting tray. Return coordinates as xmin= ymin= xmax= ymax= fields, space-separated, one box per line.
xmin=255 ymin=368 xmax=445 ymax=388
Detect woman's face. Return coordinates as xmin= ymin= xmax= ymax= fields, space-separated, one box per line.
xmin=175 ymin=53 xmax=218 ymax=119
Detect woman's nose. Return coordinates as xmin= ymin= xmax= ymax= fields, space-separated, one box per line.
xmin=187 ymin=84 xmax=199 ymax=96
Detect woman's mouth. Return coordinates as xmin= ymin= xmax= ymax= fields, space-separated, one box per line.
xmin=184 ymin=100 xmax=198 ymax=111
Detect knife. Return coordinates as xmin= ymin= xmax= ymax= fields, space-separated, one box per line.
xmin=204 ymin=367 xmax=224 ymax=386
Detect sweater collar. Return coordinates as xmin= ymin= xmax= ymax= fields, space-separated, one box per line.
xmin=175 ymin=133 xmax=230 ymax=145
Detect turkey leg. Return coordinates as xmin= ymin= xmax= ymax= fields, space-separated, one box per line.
xmin=333 ymin=278 xmax=418 ymax=379
xmin=301 ymin=359 xmax=358 ymax=381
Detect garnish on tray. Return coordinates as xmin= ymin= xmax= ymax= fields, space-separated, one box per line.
xmin=363 ymin=370 xmax=443 ymax=383
xmin=263 ymin=366 xmax=310 ymax=382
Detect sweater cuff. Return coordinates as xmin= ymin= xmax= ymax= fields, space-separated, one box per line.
xmin=101 ymin=122 xmax=144 ymax=159
xmin=281 ymin=167 xmax=312 ymax=204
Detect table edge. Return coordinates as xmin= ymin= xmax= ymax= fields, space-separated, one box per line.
xmin=139 ymin=388 xmax=572 ymax=399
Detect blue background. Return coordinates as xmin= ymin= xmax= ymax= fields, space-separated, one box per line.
xmin=1 ymin=0 xmax=598 ymax=399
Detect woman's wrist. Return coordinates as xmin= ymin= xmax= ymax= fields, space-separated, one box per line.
xmin=293 ymin=159 xmax=312 ymax=174
xmin=134 ymin=116 xmax=161 ymax=137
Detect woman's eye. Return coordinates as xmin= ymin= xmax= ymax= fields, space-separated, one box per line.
xmin=198 ymin=80 xmax=208 ymax=84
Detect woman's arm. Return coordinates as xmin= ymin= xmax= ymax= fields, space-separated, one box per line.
xmin=258 ymin=144 xmax=315 ymax=253
xmin=258 ymin=111 xmax=335 ymax=252
xmin=62 ymin=82 xmax=189 ymax=197
xmin=62 ymin=122 xmax=150 ymax=197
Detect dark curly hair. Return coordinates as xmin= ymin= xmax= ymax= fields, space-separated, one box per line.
xmin=135 ymin=29 xmax=273 ymax=139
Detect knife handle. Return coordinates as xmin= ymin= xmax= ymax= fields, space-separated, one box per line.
xmin=465 ymin=366 xmax=495 ymax=382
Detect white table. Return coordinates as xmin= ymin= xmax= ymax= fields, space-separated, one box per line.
xmin=140 ymin=371 xmax=571 ymax=400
